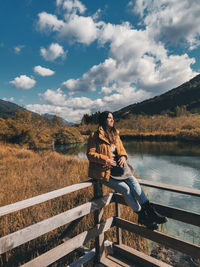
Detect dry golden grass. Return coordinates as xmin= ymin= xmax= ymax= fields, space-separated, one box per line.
xmin=0 ymin=143 xmax=144 ymax=266
xmin=115 ymin=114 xmax=200 ymax=133
xmin=79 ymin=114 xmax=200 ymax=142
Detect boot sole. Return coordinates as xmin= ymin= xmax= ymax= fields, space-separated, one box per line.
xmin=138 ymin=221 xmax=158 ymax=230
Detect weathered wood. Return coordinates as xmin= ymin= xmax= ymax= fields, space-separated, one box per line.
xmin=115 ymin=201 xmax=122 ymax=245
xmin=21 ymin=217 xmax=114 ymax=267
xmin=115 ymin=217 xmax=200 ymax=259
xmin=68 ymin=248 xmax=95 ymax=267
xmin=138 ymin=179 xmax=200 ymax=197
xmin=153 ymin=202 xmax=200 ymax=227
xmin=59 ymin=216 xmax=84 ymax=241
xmin=102 ymin=254 xmax=133 ymax=267
xmin=114 ymin=193 xmax=200 ymax=227
xmin=0 ymin=193 xmax=113 ymax=254
xmin=93 ymin=181 xmax=105 ymax=263
xmin=0 ymin=180 xmax=93 ymax=217
xmin=113 ymin=244 xmax=172 ymax=267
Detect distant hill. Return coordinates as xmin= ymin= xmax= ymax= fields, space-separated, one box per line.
xmin=0 ymin=99 xmax=26 ymax=119
xmin=114 ymin=74 xmax=200 ymax=118
xmin=42 ymin=113 xmax=73 ymax=125
xmin=81 ymin=74 xmax=200 ymax=124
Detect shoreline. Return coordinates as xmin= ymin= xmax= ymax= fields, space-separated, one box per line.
xmin=119 ymin=130 xmax=200 ymax=143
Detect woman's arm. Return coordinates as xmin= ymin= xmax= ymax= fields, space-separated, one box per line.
xmin=87 ymin=132 xmax=109 ymax=165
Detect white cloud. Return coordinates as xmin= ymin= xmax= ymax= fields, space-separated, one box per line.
xmin=134 ymin=0 xmax=200 ymax=49
xmin=9 ymin=75 xmax=36 ymax=90
xmin=39 ymin=88 xmax=67 ymax=106
xmin=56 ymin=0 xmax=86 ymax=15
xmin=58 ymin=14 xmax=100 ymax=45
xmin=61 ymin=58 xmax=117 ymax=92
xmin=61 ymin=21 xmax=197 ymax=95
xmin=37 ymin=2 xmax=102 ymax=45
xmin=39 ymin=88 xmax=94 ymax=108
xmin=34 ymin=65 xmax=55 ymax=76
xmin=37 ymin=12 xmax=64 ymax=32
xmin=26 ymin=103 xmax=91 ymax=123
xmin=14 ymin=45 xmax=25 ymax=54
xmin=34 ymin=0 xmax=198 ymax=121
xmin=35 ymin=86 xmax=149 ymax=122
xmin=2 ymin=97 xmax=15 ymax=102
xmin=40 ymin=43 xmax=66 ymax=61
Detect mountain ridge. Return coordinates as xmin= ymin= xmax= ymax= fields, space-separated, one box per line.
xmin=0 ymin=99 xmax=26 ymax=119
xmin=114 ymin=74 xmax=200 ymax=118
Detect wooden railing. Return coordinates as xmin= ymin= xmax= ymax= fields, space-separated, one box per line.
xmin=0 ymin=179 xmax=200 ymax=266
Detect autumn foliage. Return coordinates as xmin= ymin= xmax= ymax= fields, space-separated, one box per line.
xmin=0 ymin=111 xmax=84 ymax=149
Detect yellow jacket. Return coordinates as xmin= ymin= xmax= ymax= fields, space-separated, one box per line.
xmin=87 ymin=126 xmax=128 ymax=181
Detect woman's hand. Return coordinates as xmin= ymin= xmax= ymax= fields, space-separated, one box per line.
xmin=106 ymin=158 xmax=117 ymax=167
xmin=118 ymin=156 xmax=127 ymax=167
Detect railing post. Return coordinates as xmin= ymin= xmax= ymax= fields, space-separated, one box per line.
xmin=115 ymin=199 xmax=122 ymax=245
xmin=93 ymin=181 xmax=105 ymax=263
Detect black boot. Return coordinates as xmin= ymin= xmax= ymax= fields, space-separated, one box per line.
xmin=137 ymin=207 xmax=158 ymax=230
xmin=142 ymin=201 xmax=168 ymax=224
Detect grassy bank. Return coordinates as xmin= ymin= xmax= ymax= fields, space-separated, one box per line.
xmin=0 ymin=144 xmax=146 ymax=266
xmin=79 ymin=114 xmax=200 ymax=142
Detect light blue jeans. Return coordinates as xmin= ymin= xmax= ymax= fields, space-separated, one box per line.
xmin=103 ymin=176 xmax=148 ymax=212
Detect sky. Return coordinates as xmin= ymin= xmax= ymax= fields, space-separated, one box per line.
xmin=1 ymin=0 xmax=200 ymax=123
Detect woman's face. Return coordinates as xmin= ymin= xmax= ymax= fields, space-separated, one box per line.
xmin=106 ymin=113 xmax=114 ymax=128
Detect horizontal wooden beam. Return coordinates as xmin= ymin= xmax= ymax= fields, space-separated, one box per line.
xmin=101 ymin=254 xmax=133 ymax=266
xmin=68 ymin=248 xmax=95 ymax=267
xmin=70 ymin=250 xmax=95 ymax=267
xmin=113 ymin=244 xmax=172 ymax=267
xmin=138 ymin=179 xmax=200 ymax=197
xmin=153 ymin=202 xmax=200 ymax=227
xmin=115 ymin=217 xmax=200 ymax=259
xmin=21 ymin=217 xmax=114 ymax=267
xmin=0 ymin=180 xmax=93 ymax=217
xmin=0 ymin=193 xmax=113 ymax=254
xmin=114 ymin=193 xmax=200 ymax=227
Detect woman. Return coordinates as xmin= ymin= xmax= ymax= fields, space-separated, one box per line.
xmin=87 ymin=111 xmax=167 ymax=230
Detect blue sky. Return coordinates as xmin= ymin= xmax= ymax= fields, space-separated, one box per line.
xmin=1 ymin=0 xmax=200 ymax=122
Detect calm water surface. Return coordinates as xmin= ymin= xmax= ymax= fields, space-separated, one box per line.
xmin=57 ymin=141 xmax=200 ymax=245
xmin=124 ymin=141 xmax=200 ymax=245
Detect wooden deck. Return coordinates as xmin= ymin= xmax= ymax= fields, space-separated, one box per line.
xmin=0 ymin=179 xmax=199 ymax=266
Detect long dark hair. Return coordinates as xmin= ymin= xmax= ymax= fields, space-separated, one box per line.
xmin=98 ymin=111 xmax=117 ymax=144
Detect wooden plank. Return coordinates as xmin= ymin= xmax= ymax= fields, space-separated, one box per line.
xmin=0 ymin=193 xmax=113 ymax=254
xmin=115 ymin=217 xmax=200 ymax=259
xmin=59 ymin=216 xmax=84 ymax=240
xmin=152 ymin=203 xmax=200 ymax=227
xmin=21 ymin=217 xmax=114 ymax=267
xmin=115 ymin=201 xmax=122 ymax=245
xmin=68 ymin=240 xmax=113 ymax=267
xmin=0 ymin=180 xmax=93 ymax=217
xmin=113 ymin=244 xmax=172 ymax=267
xmin=93 ymin=182 xmax=105 ymax=263
xmin=114 ymin=194 xmax=200 ymax=227
xmin=138 ymin=179 xmax=200 ymax=197
xmin=68 ymin=248 xmax=95 ymax=267
xmin=102 ymin=254 xmax=133 ymax=267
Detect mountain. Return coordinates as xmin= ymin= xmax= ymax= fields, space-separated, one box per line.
xmin=0 ymin=99 xmax=26 ymax=119
xmin=114 ymin=74 xmax=200 ymax=118
xmin=42 ymin=113 xmax=73 ymax=125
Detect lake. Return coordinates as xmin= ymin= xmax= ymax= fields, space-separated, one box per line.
xmin=56 ymin=141 xmax=200 ymax=246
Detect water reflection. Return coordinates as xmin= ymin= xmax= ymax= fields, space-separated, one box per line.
xmin=55 ymin=143 xmax=87 ymax=156
xmin=124 ymin=141 xmax=200 ymax=245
